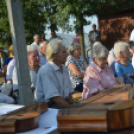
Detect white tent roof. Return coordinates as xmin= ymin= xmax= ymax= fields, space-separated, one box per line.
xmin=46 ymin=33 xmax=89 ymax=49
xmin=45 ymin=33 xmax=90 ymax=57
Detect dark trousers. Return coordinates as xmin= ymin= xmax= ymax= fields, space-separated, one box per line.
xmin=74 ymin=83 xmax=83 ymax=92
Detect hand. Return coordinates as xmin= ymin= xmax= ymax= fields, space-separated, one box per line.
xmin=126 ymin=84 xmax=133 ymax=89
xmin=114 ymin=83 xmax=126 ymax=89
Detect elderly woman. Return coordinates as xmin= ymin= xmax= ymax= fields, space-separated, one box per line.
xmin=82 ymin=43 xmax=124 ymax=100
xmin=114 ymin=41 xmax=134 ymax=88
xmin=66 ymin=42 xmax=88 ymax=92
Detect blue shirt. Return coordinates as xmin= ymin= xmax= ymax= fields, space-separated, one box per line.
xmin=3 ymin=57 xmax=12 ymax=66
xmin=115 ymin=62 xmax=134 ymax=84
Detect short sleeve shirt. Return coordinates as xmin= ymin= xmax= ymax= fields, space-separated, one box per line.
xmin=65 ymin=55 xmax=85 ymax=88
xmin=115 ymin=62 xmax=134 ymax=85
xmin=34 ymin=62 xmax=74 ymax=103
xmin=88 ymin=30 xmax=101 ymax=43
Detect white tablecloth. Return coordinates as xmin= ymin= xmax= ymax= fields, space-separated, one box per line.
xmin=0 ymin=103 xmax=58 ymax=134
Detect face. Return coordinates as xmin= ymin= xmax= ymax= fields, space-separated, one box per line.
xmin=56 ymin=46 xmax=68 ymax=64
xmin=120 ymin=47 xmax=131 ymax=61
xmin=94 ymin=54 xmax=108 ymax=70
xmin=73 ymin=46 xmax=81 ymax=58
xmin=28 ymin=51 xmax=39 ymax=67
xmin=130 ymin=46 xmax=134 ymax=54
xmin=93 ymin=25 xmax=96 ymax=31
xmin=34 ymin=36 xmax=40 ymax=44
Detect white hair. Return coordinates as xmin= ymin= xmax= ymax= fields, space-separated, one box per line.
xmin=33 ymin=34 xmax=39 ymax=39
xmin=114 ymin=41 xmax=129 ymax=58
xmin=46 ymin=39 xmax=64 ymax=61
xmin=27 ymin=45 xmax=38 ymax=55
xmin=39 ymin=41 xmax=48 ymax=48
xmin=93 ymin=44 xmax=109 ymax=59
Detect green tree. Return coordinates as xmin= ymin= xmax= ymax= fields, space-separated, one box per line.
xmin=53 ymin=0 xmax=134 ymax=58
xmin=0 ymin=0 xmax=47 ymax=46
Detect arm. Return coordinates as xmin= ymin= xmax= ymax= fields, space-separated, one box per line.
xmin=115 ymin=63 xmax=124 ymax=84
xmin=84 ymin=62 xmax=88 ymax=70
xmin=66 ymin=93 xmax=74 ymax=104
xmin=51 ymin=96 xmax=71 ymax=108
xmin=115 ymin=65 xmax=132 ymax=89
xmin=88 ymin=31 xmax=93 ymax=44
xmin=68 ymin=63 xmax=84 ymax=78
xmin=115 ymin=77 xmax=124 ymax=84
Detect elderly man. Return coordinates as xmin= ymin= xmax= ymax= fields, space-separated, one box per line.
xmin=31 ymin=34 xmax=40 ymax=50
xmin=39 ymin=42 xmax=47 ymax=67
xmin=35 ymin=39 xmax=74 ymax=109
xmin=114 ymin=41 xmax=134 ymax=88
xmin=13 ymin=46 xmax=40 ymax=103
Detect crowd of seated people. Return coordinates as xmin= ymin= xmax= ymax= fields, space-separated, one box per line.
xmin=82 ymin=43 xmax=125 ymax=100
xmin=0 ymin=34 xmax=47 ymax=104
xmin=1 ymin=33 xmax=134 ymax=109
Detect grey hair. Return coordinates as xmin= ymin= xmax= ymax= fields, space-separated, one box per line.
xmin=27 ymin=45 xmax=38 ymax=55
xmin=114 ymin=41 xmax=129 ymax=58
xmin=33 ymin=34 xmax=39 ymax=39
xmin=93 ymin=44 xmax=109 ymax=59
xmin=46 ymin=39 xmax=64 ymax=61
xmin=69 ymin=42 xmax=81 ymax=56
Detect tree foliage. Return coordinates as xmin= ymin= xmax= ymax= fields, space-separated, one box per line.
xmin=0 ymin=0 xmax=47 ymax=46
xmin=52 ymin=0 xmax=134 ymax=58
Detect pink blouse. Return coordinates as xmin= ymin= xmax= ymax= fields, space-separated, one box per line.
xmin=82 ymin=62 xmax=117 ymax=100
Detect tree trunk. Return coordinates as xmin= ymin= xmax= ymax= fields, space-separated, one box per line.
xmin=80 ymin=18 xmax=86 ymax=59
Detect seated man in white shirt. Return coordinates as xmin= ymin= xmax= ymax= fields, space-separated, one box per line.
xmin=39 ymin=41 xmax=48 ymax=67
xmin=35 ymin=39 xmax=74 ymax=109
xmin=31 ymin=34 xmax=40 ymax=50
xmin=13 ymin=46 xmax=40 ymax=103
